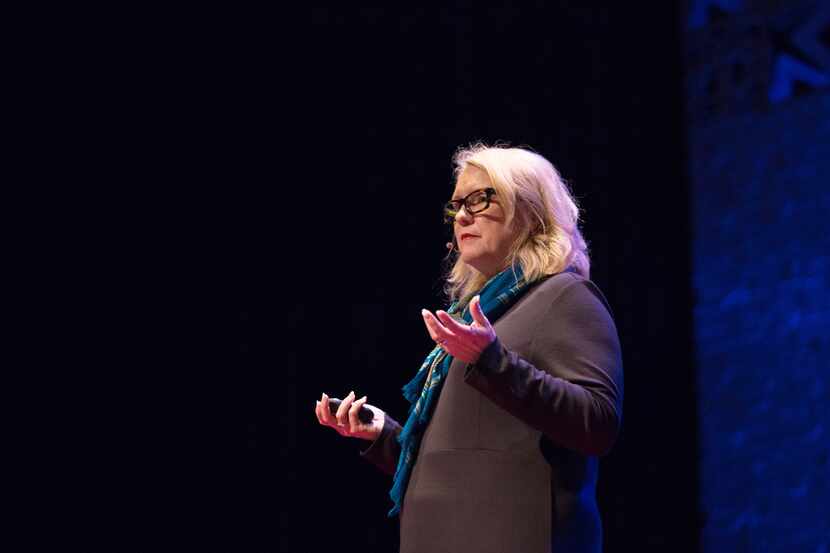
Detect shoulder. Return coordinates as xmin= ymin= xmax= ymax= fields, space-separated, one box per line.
xmin=532 ymin=271 xmax=616 ymax=322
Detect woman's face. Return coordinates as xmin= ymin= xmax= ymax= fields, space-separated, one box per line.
xmin=451 ymin=165 xmax=516 ymax=278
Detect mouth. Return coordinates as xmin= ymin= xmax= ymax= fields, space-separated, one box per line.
xmin=459 ymin=234 xmax=479 ymax=241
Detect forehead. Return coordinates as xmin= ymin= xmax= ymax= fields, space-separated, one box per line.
xmin=453 ymin=165 xmax=491 ymax=196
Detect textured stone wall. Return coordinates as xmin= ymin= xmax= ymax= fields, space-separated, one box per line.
xmin=686 ymin=1 xmax=830 ymax=550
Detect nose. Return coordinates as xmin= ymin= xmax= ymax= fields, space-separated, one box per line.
xmin=454 ymin=204 xmax=474 ymax=225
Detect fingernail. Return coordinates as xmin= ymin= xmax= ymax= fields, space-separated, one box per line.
xmin=322 ymin=393 xmax=328 ymax=400
xmin=359 ymin=395 xmax=367 ymax=402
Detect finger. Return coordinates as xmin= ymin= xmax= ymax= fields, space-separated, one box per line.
xmin=422 ymin=309 xmax=452 ymax=342
xmin=435 ymin=310 xmax=467 ymax=334
xmin=470 ymin=295 xmax=490 ymax=327
xmin=349 ymin=395 xmax=368 ymax=432
xmin=336 ymin=391 xmax=355 ymax=427
xmin=315 ymin=401 xmax=324 ymax=425
xmin=320 ymin=393 xmax=334 ymax=425
xmin=421 ymin=309 xmax=440 ymax=341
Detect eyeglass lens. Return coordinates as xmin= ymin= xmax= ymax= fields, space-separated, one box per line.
xmin=443 ymin=189 xmax=492 ymax=223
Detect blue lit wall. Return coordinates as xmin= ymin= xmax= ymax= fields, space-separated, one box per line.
xmin=686 ymin=1 xmax=830 ymax=551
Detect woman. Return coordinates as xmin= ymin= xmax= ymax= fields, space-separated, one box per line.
xmin=314 ymin=143 xmax=623 ymax=553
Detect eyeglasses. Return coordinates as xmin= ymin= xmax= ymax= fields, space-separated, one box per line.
xmin=443 ymin=187 xmax=497 ymax=224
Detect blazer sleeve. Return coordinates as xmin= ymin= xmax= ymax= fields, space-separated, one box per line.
xmin=358 ymin=414 xmax=403 ymax=475
xmin=463 ymin=278 xmax=624 ymax=457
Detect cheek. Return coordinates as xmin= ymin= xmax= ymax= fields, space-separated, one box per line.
xmin=487 ymin=228 xmax=514 ymax=254
xmin=480 ymin=225 xmax=506 ymax=249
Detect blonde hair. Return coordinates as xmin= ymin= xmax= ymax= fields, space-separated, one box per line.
xmin=445 ymin=142 xmax=590 ymax=302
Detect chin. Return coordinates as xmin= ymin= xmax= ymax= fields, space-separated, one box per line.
xmin=459 ymin=252 xmax=486 ymax=272
xmin=458 ymin=249 xmax=477 ymax=263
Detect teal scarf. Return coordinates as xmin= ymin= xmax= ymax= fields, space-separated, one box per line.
xmin=387 ymin=264 xmax=537 ymax=517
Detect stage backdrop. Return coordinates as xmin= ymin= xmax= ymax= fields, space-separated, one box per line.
xmin=685 ymin=1 xmax=830 ymax=551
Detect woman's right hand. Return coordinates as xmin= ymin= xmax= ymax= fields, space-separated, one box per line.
xmin=315 ymin=391 xmax=385 ymax=442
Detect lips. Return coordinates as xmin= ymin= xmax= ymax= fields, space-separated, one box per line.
xmin=459 ymin=233 xmax=479 ymax=241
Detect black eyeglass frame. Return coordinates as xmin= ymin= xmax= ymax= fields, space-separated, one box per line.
xmin=443 ymin=187 xmax=497 ymax=224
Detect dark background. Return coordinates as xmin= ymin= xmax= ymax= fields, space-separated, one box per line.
xmin=252 ymin=6 xmax=695 ymax=552
xmin=123 ymin=5 xmax=699 ymax=552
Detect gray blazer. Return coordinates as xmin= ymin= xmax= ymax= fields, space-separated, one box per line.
xmin=360 ymin=271 xmax=624 ymax=553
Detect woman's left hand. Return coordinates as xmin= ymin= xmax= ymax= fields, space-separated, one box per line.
xmin=421 ymin=295 xmax=496 ymax=364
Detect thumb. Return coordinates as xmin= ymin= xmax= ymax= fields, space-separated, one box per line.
xmin=470 ymin=295 xmax=490 ymax=327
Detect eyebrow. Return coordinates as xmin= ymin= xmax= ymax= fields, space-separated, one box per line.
xmin=450 ymin=188 xmax=485 ymax=202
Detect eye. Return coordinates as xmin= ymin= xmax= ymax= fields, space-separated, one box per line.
xmin=468 ymin=191 xmax=488 ymax=207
